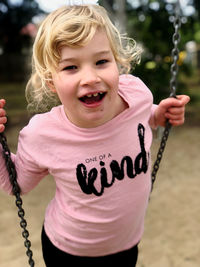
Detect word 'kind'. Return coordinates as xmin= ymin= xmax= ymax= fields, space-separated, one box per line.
xmin=76 ymin=123 xmax=149 ymax=196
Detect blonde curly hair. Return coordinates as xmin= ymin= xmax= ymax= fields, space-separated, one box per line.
xmin=26 ymin=5 xmax=142 ymax=113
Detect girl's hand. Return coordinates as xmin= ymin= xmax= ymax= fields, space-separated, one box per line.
xmin=154 ymin=95 xmax=190 ymax=127
xmin=0 ymin=99 xmax=7 ymax=133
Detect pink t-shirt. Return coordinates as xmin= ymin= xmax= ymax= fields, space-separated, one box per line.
xmin=0 ymin=74 xmax=157 ymax=256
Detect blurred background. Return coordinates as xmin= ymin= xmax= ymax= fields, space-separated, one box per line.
xmin=0 ymin=1 xmax=200 ymax=267
xmin=0 ymin=0 xmax=200 ymax=125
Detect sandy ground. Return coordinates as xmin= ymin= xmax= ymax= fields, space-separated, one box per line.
xmin=0 ymin=125 xmax=200 ymax=267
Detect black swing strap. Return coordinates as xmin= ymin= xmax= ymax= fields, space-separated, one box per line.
xmin=151 ymin=1 xmax=182 ymax=190
xmin=0 ymin=132 xmax=35 ymax=267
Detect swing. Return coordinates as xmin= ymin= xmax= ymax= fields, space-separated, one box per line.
xmin=0 ymin=2 xmax=182 ymax=266
xmin=151 ymin=1 xmax=182 ymax=190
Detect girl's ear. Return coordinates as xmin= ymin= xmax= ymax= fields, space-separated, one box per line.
xmin=46 ymin=80 xmax=57 ymax=93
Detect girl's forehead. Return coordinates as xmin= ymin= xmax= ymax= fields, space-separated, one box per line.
xmin=63 ymin=26 xmax=108 ymax=45
xmin=59 ymin=29 xmax=112 ymax=55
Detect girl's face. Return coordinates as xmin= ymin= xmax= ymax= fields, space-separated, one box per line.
xmin=50 ymin=29 xmax=124 ymax=128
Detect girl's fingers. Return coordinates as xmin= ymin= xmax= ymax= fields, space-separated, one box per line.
xmin=176 ymin=95 xmax=190 ymax=105
xmin=0 ymin=108 xmax=6 ymax=117
xmin=169 ymin=118 xmax=185 ymax=126
xmin=0 ymin=124 xmax=5 ymax=133
xmin=167 ymin=106 xmax=185 ymax=115
xmin=0 ymin=100 xmax=7 ymax=133
xmin=164 ymin=95 xmax=189 ymax=127
xmin=0 ymin=99 xmax=6 ymax=108
xmin=166 ymin=113 xmax=183 ymax=121
xmin=0 ymin=116 xmax=7 ymax=124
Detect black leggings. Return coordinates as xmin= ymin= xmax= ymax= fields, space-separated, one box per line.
xmin=41 ymin=226 xmax=138 ymax=267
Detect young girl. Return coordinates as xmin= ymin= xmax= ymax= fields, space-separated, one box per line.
xmin=0 ymin=1 xmax=190 ymax=266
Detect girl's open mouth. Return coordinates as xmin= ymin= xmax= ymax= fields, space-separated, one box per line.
xmin=79 ymin=92 xmax=106 ymax=105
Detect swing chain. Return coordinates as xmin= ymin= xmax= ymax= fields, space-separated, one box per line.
xmin=0 ymin=132 xmax=35 ymax=267
xmin=151 ymin=121 xmax=172 ymax=189
xmin=151 ymin=4 xmax=181 ymax=190
xmin=170 ymin=7 xmax=182 ymax=98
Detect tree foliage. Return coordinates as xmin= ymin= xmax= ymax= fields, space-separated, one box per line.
xmin=193 ymin=0 xmax=200 ymax=18
xmin=0 ymin=0 xmax=43 ymax=54
xmin=100 ymin=0 xmax=199 ymax=103
xmin=1 ymin=0 xmax=199 ymax=88
xmin=127 ymin=2 xmax=181 ymax=102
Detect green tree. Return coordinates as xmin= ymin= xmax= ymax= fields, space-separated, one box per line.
xmin=127 ymin=1 xmax=181 ymax=102
xmin=0 ymin=0 xmax=43 ymax=54
xmin=100 ymin=0 xmax=199 ymax=103
xmin=193 ymin=0 xmax=200 ymax=18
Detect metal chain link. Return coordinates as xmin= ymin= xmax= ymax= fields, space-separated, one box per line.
xmin=151 ymin=2 xmax=182 ymax=191
xmin=0 ymin=132 xmax=35 ymax=267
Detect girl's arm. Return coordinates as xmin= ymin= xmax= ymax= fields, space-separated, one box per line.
xmin=0 ymin=99 xmax=48 ymax=195
xmin=0 ymin=99 xmax=7 ymax=133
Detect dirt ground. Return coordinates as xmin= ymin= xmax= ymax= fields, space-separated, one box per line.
xmin=0 ymin=124 xmax=199 ymax=267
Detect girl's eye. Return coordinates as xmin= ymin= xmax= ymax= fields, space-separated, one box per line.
xmin=96 ymin=59 xmax=108 ymax=65
xmin=63 ymin=65 xmax=77 ymax=71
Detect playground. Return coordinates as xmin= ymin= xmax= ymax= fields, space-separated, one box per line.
xmin=0 ymin=1 xmax=199 ymax=265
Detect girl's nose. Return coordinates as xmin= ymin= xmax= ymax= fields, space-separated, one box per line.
xmin=80 ymin=67 xmax=101 ymax=86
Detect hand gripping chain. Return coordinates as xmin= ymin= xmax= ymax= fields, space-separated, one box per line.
xmin=0 ymin=132 xmax=35 ymax=267
xmin=151 ymin=2 xmax=182 ymax=190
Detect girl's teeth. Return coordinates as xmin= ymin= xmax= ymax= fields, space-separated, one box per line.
xmin=80 ymin=92 xmax=105 ymax=104
xmin=87 ymin=93 xmax=99 ymax=97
